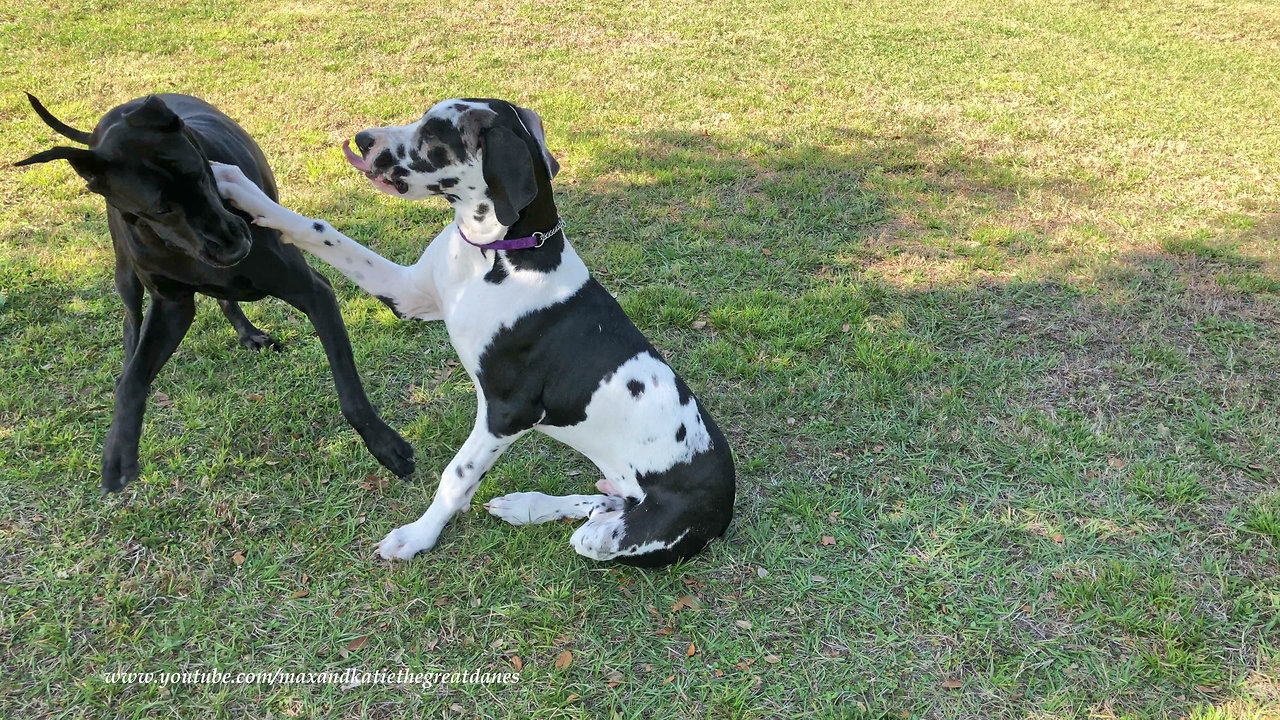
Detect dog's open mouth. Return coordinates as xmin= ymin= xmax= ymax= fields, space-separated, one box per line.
xmin=343 ymin=139 xmax=408 ymax=194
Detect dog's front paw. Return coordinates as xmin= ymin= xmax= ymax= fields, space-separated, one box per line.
xmin=377 ymin=523 xmax=437 ymax=561
xmin=363 ymin=425 xmax=415 ymax=479
xmin=210 ymin=162 xmax=304 ymax=234
xmin=100 ymin=445 xmax=139 ymax=492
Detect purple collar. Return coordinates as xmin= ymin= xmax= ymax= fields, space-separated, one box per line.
xmin=459 ymin=219 xmax=564 ymax=251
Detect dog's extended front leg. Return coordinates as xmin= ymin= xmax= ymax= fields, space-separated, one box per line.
xmin=212 ymin=162 xmax=439 ymax=320
xmin=101 ymin=294 xmax=195 ymax=491
xmin=378 ymin=415 xmax=521 ymax=561
xmin=279 ymin=275 xmax=416 ymax=478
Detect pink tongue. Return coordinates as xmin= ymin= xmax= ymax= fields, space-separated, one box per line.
xmin=342 ymin=139 xmax=370 ymax=172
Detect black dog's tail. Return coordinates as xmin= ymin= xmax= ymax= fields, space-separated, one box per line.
xmin=26 ymin=92 xmax=92 ymax=144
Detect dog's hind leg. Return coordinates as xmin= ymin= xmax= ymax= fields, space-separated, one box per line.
xmin=485 ymin=492 xmax=623 ymax=526
xmin=101 ymin=294 xmax=195 ymax=491
xmin=378 ymin=415 xmax=522 ymax=560
xmin=278 ymin=272 xmax=415 ymax=478
xmin=217 ymin=299 xmax=281 ymax=352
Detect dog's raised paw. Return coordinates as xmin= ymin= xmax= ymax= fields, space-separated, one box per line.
xmin=376 ymin=524 xmax=435 ymax=561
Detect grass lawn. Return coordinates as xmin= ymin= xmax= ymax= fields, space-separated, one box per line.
xmin=2 ymin=0 xmax=1278 ymax=717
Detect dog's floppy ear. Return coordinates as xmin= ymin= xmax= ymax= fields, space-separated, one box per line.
xmin=481 ymin=125 xmax=538 ymax=227
xmin=125 ymin=95 xmax=182 ymax=132
xmin=14 ymin=146 xmax=106 ymax=183
xmin=513 ymin=105 xmax=559 ymax=179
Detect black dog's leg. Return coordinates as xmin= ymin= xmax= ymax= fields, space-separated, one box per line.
xmin=101 ymin=294 xmax=195 ymax=492
xmin=280 ymin=273 xmax=415 ymax=478
xmin=218 ymin=299 xmax=281 ymax=352
xmin=114 ymin=263 xmax=144 ymax=367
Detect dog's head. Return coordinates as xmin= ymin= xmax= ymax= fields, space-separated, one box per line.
xmin=342 ymin=99 xmax=559 ymax=235
xmin=15 ymin=93 xmax=253 ymax=268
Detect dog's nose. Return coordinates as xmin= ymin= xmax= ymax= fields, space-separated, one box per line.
xmin=353 ymin=131 xmax=375 ymax=155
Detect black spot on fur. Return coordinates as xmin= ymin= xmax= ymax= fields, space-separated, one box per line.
xmin=612 ymin=530 xmax=619 ymax=539
xmin=484 ymin=254 xmax=508 ymax=285
xmin=323 ymin=239 xmax=333 ymax=247
xmin=422 ymin=117 xmax=468 ymax=161
xmin=675 ymin=424 xmax=686 ymax=442
xmin=475 ymin=202 xmax=489 ymax=215
xmin=465 ymin=461 xmax=474 ymax=470
xmin=391 ymin=166 xmax=410 ymax=178
xmin=453 ymin=103 xmax=469 ymax=112
xmin=376 ymin=295 xmax=406 ymax=319
xmin=426 ymin=183 xmax=441 ymax=193
xmin=444 ymin=193 xmax=460 ymax=203
xmin=407 ymin=148 xmax=434 ymax=173
xmin=438 ymin=177 xmax=458 ymax=188
xmin=627 ymin=380 xmax=645 ymax=398
xmin=456 ymin=466 xmax=464 ymax=477
xmin=372 ymin=149 xmax=394 ymax=170
xmin=312 ymin=222 xmax=324 ymax=233
xmin=396 ymin=144 xmax=406 ymax=158
xmin=365 ymin=259 xmax=372 ymax=266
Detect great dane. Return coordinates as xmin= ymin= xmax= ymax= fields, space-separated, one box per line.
xmin=213 ymin=98 xmax=735 ymax=566
xmin=16 ymin=93 xmax=414 ymax=491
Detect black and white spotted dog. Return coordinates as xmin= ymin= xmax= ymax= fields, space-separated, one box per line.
xmin=212 ymin=99 xmax=735 ymax=566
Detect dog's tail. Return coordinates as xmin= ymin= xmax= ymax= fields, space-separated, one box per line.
xmin=26 ymin=93 xmax=92 ymax=145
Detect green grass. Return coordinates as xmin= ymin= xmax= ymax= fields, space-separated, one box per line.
xmin=2 ymin=0 xmax=1279 ymax=718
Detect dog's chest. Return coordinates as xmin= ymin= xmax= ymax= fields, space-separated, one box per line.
xmin=434 ymin=241 xmax=590 ymax=374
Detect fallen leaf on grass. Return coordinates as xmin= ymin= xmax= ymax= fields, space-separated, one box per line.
xmin=509 ymin=656 xmax=523 ymax=671
xmin=606 ymin=670 xmax=624 ymax=687
xmin=554 ymin=650 xmax=573 ymax=670
xmin=687 ymin=642 xmax=697 ymax=657
xmin=231 ymin=551 xmax=245 ymax=566
xmin=347 ymin=636 xmax=368 ymax=652
xmin=153 ymin=391 xmax=173 ymax=407
xmin=247 ymin=393 xmax=265 ymax=402
xmin=821 ymin=535 xmax=836 ymax=546
xmin=735 ymin=620 xmax=753 ymax=629
xmin=763 ymin=654 xmax=781 ymax=664
xmin=359 ymin=474 xmax=389 ymax=492
xmin=671 ymin=595 xmax=699 ymax=612
xmin=655 ymin=627 xmax=674 ymax=636
xmin=691 ymin=320 xmax=708 ymax=330
xmin=941 ymin=678 xmax=962 ymax=689
xmin=1052 ymin=533 xmax=1064 ymax=544
xmin=290 ymin=588 xmax=309 ymax=599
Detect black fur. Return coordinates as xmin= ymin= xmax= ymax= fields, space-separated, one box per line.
xmin=15 ymin=93 xmax=414 ymax=491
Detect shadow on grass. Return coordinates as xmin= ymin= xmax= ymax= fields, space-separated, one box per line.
xmin=2 ymin=126 xmax=1277 ymax=718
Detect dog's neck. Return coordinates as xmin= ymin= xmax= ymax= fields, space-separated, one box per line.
xmin=452 ymin=176 xmax=565 ymax=270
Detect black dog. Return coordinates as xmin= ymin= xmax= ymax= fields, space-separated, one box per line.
xmin=15 ymin=93 xmax=414 ymax=490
